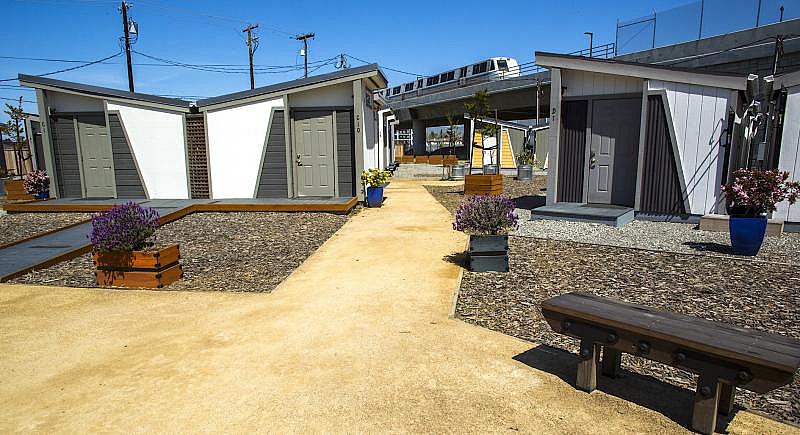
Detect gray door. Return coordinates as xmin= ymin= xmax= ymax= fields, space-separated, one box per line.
xmin=293 ymin=112 xmax=336 ymax=197
xmin=587 ymin=98 xmax=641 ymax=205
xmin=77 ymin=115 xmax=115 ymax=198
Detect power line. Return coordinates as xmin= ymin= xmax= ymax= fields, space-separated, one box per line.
xmin=131 ymin=49 xmax=336 ymax=74
xmin=344 ymin=54 xmax=420 ymax=76
xmin=0 ymin=97 xmax=36 ymax=104
xmin=0 ymin=51 xmax=123 ymax=82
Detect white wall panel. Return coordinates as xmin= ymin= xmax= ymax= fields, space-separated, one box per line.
xmin=649 ymin=80 xmax=734 ymax=214
xmin=290 ymin=82 xmax=352 ymax=107
xmin=562 ymin=70 xmax=641 ymax=97
xmin=206 ymin=98 xmax=283 ymax=198
xmin=106 ymin=101 xmax=189 ymax=199
xmin=48 ymin=92 xmax=104 ymax=112
xmin=775 ymin=87 xmax=800 ymax=222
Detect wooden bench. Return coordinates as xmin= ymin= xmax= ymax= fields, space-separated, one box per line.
xmin=541 ymin=292 xmax=800 ymax=434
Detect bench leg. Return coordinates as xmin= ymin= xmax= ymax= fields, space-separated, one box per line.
xmin=691 ymin=375 xmax=721 ymax=435
xmin=718 ymin=381 xmax=736 ymax=416
xmin=576 ymin=339 xmax=600 ymax=392
xmin=601 ymin=347 xmax=622 ymax=378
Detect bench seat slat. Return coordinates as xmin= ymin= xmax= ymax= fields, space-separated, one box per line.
xmin=542 ymin=293 xmax=800 ymax=373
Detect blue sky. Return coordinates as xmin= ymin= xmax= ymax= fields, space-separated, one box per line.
xmin=0 ymin=0 xmax=791 ymax=123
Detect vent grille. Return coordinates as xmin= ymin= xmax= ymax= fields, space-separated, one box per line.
xmin=185 ymin=115 xmax=210 ymax=199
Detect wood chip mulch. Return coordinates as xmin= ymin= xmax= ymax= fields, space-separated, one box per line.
xmin=424 ymin=175 xmax=547 ymax=214
xmin=456 ymin=236 xmax=800 ymax=424
xmin=11 ymin=212 xmax=348 ymax=292
xmin=0 ymin=213 xmax=91 ymax=246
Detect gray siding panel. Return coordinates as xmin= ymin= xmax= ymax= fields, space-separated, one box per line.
xmin=257 ymin=110 xmax=289 ymax=198
xmin=640 ymin=95 xmax=686 ymax=215
xmin=557 ymin=100 xmax=587 ymax=202
xmin=108 ymin=114 xmax=146 ymax=198
xmin=50 ymin=115 xmax=82 ymax=198
xmin=336 ymin=110 xmax=354 ymax=197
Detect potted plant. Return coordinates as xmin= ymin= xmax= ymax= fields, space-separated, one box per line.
xmin=361 ymin=168 xmax=392 ymax=208
xmin=517 ymin=149 xmax=535 ymax=181
xmin=23 ymin=169 xmax=50 ymax=200
xmin=721 ymin=169 xmax=798 ymax=256
xmin=464 ymin=91 xmax=503 ymax=195
xmin=453 ymin=195 xmax=518 ymax=272
xmin=89 ymin=202 xmax=183 ymax=288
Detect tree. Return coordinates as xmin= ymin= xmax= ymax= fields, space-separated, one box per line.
xmin=3 ymin=99 xmax=28 ymax=176
xmin=464 ymin=90 xmax=497 ymax=173
xmin=445 ymin=113 xmax=459 ymax=157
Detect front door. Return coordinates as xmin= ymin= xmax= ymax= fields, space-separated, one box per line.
xmin=586 ymin=98 xmax=641 ymax=205
xmin=293 ymin=111 xmax=336 ymax=197
xmin=77 ymin=114 xmax=115 ymax=198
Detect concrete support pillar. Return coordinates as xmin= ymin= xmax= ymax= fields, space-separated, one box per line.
xmin=412 ymin=119 xmax=427 ymax=156
xmin=461 ymin=119 xmax=473 ymax=161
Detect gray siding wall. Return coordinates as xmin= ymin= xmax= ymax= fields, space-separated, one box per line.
xmin=257 ymin=110 xmax=288 ymax=198
xmin=50 ymin=115 xmax=82 ymax=197
xmin=557 ymin=100 xmax=587 ymax=202
xmin=640 ymin=95 xmax=686 ymax=215
xmin=336 ymin=110 xmax=354 ymax=197
xmin=108 ymin=114 xmax=146 ymax=198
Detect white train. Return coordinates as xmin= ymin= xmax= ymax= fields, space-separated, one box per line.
xmin=380 ymin=57 xmax=519 ymax=98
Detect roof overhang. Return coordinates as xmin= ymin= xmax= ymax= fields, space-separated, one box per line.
xmin=775 ymin=70 xmax=800 ymax=88
xmin=535 ymin=52 xmax=748 ymax=90
xmin=18 ymin=74 xmax=192 ymax=112
xmin=197 ymin=64 xmax=388 ymax=111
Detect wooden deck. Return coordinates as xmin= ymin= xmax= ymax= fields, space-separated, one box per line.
xmin=2 ymin=197 xmax=358 ymax=214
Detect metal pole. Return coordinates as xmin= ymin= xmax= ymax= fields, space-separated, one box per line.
xmin=295 ymin=33 xmax=316 ymax=79
xmin=780 ymin=5 xmax=785 ymax=22
xmin=584 ymin=32 xmax=593 ymax=57
xmin=652 ymin=11 xmax=657 ymax=48
xmin=243 ymin=24 xmax=259 ymax=90
xmin=756 ymin=0 xmax=762 ymax=27
xmin=121 ymin=1 xmax=134 ymax=92
xmin=698 ymin=0 xmax=704 ymax=39
xmin=535 ymin=79 xmax=541 ymax=127
xmin=614 ymin=19 xmax=619 ymax=56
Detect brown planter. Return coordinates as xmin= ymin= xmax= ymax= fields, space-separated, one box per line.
xmin=414 ymin=156 xmax=429 ymax=164
xmin=428 ymin=155 xmax=443 ymax=165
xmin=443 ymin=155 xmax=458 ymax=165
xmin=400 ymin=155 xmax=414 ymax=163
xmin=93 ymin=244 xmax=183 ymax=289
xmin=3 ymin=179 xmax=34 ymax=201
xmin=464 ymin=174 xmax=503 ymax=196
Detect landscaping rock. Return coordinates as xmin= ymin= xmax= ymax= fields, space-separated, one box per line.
xmin=11 ymin=212 xmax=348 ymax=292
xmin=0 ymin=213 xmax=91 ymax=246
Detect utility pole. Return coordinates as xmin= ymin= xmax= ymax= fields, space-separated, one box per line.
xmin=295 ymin=33 xmax=315 ymax=78
xmin=772 ymin=34 xmax=784 ymax=76
xmin=121 ymin=1 xmax=134 ymax=92
xmin=243 ymin=24 xmax=259 ymax=90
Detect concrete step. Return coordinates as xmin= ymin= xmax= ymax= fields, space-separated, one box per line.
xmin=531 ymin=203 xmax=635 ymax=227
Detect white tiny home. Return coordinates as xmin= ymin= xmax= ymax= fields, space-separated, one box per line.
xmin=536 ymin=52 xmax=752 ymax=219
xmin=20 ymin=64 xmax=387 ymax=201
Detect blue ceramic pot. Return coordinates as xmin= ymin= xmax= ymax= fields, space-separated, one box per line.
xmin=34 ymin=189 xmax=50 ymax=200
xmin=729 ymin=215 xmax=767 ymax=256
xmin=366 ymin=186 xmax=384 ymax=207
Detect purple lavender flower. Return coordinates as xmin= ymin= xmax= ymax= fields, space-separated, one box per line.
xmin=89 ymin=202 xmax=160 ymax=252
xmin=453 ymin=195 xmax=518 ymax=235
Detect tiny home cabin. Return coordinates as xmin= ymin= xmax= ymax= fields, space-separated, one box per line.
xmin=536 ymin=52 xmax=749 ymax=220
xmin=20 ymin=64 xmax=387 ymax=201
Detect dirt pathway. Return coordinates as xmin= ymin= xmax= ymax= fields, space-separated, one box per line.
xmin=0 ymin=180 xmax=792 ymax=433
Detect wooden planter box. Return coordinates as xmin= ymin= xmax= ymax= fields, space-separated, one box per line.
xmin=443 ymin=155 xmax=458 ymax=165
xmin=468 ymin=235 xmax=509 ymax=272
xmin=464 ymin=174 xmax=503 ymax=196
xmin=3 ymin=179 xmax=34 ymax=201
xmin=428 ymin=155 xmax=443 ymax=165
xmin=414 ymin=155 xmax=429 ymax=164
xmin=93 ymin=244 xmax=183 ymax=289
xmin=400 ymin=155 xmax=414 ymax=163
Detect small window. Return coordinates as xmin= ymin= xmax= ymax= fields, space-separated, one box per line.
xmin=392 ymin=86 xmax=401 ymax=95
xmin=460 ymin=66 xmax=468 ymax=78
xmin=489 ymin=60 xmax=496 ymax=71
xmin=404 ymin=83 xmax=414 ymax=92
xmin=497 ymin=60 xmax=508 ymax=71
xmin=417 ymin=79 xmax=423 ymax=87
xmin=473 ymin=62 xmax=488 ymax=75
xmin=426 ymin=76 xmax=439 ymax=86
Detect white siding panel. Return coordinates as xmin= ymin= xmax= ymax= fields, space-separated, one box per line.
xmin=775 ymin=87 xmax=800 ymax=222
xmin=48 ymin=92 xmax=104 ymax=112
xmin=106 ymin=101 xmax=189 ymax=199
xmin=563 ymin=70 xmax=642 ymax=97
xmin=206 ymin=98 xmax=284 ymax=198
xmin=650 ymin=81 xmax=733 ymax=214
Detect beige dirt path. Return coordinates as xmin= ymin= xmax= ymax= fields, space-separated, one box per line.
xmin=0 ymin=179 xmax=794 ymax=434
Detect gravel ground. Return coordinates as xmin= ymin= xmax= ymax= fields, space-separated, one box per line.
xmin=12 ymin=212 xmax=348 ymax=292
xmin=425 ymin=176 xmax=800 ymax=264
xmin=456 ymin=236 xmax=800 ymax=424
xmin=0 ymin=212 xmax=91 ymax=246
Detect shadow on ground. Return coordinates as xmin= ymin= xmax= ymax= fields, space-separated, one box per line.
xmin=443 ymin=252 xmax=468 ymax=269
xmin=683 ymin=241 xmax=733 ymax=255
xmin=511 ymin=194 xmax=546 ymax=210
xmin=513 ymin=345 xmax=739 ymax=434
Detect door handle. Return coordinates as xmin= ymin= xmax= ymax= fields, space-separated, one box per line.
xmin=589 ymin=151 xmax=597 ymax=169
xmin=296 ymin=153 xmax=302 ymax=166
